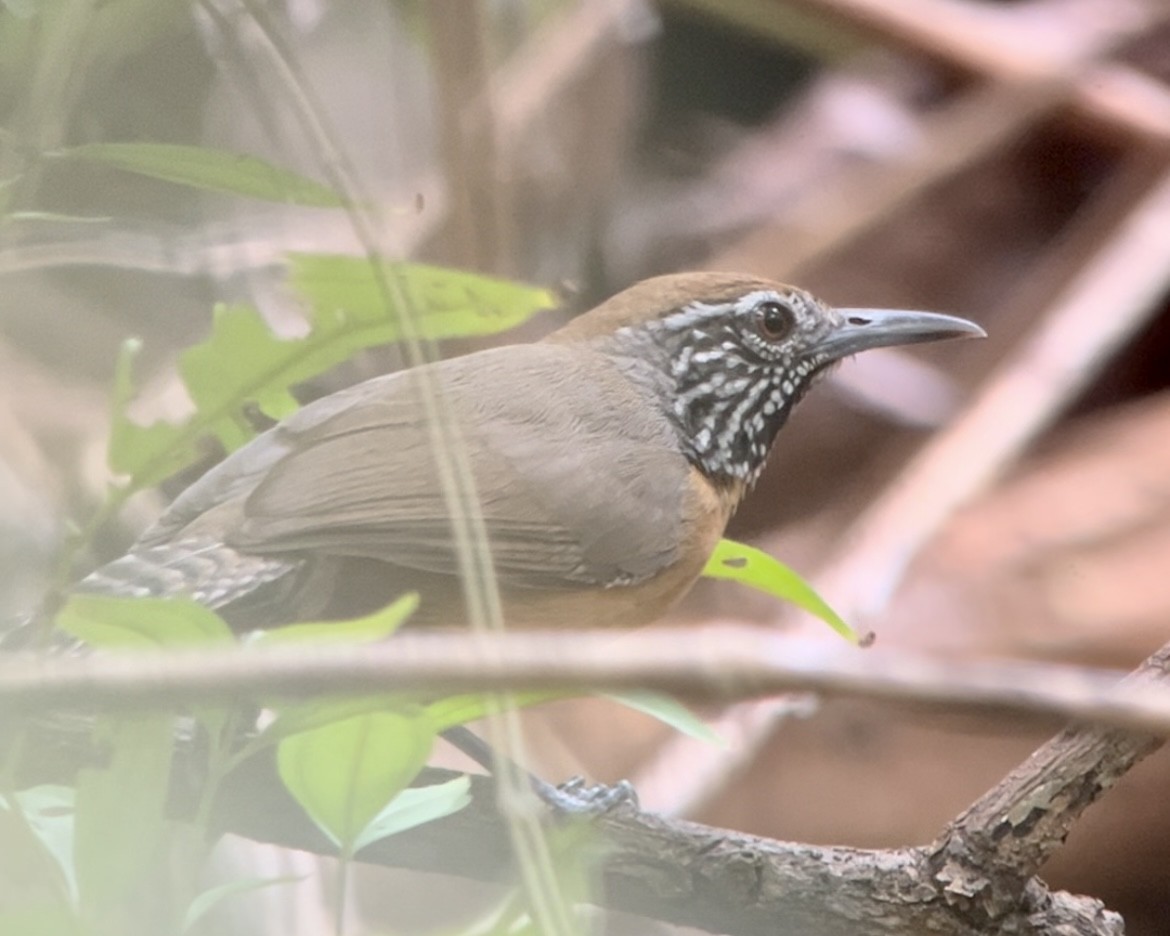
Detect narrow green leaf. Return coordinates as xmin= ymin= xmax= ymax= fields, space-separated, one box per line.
xmin=604 ymin=691 xmax=724 ymax=746
xmin=703 ymin=538 xmax=858 ymax=643
xmin=56 ymin=594 xmax=233 ymax=649
xmin=54 ymin=143 xmax=345 ymax=207
xmin=288 ymin=254 xmax=557 ymax=341
xmin=183 ymin=875 xmax=302 ymax=934
xmin=424 ymin=692 xmax=562 ymax=731
xmin=276 ymin=710 xmax=435 ymax=850
xmin=248 ymin=593 xmax=417 ymax=647
xmin=74 ymin=717 xmax=173 ymax=921
xmin=352 ymin=777 xmax=470 ymax=853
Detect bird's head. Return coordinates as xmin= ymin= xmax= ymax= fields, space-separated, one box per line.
xmin=550 ymin=272 xmax=985 ymax=486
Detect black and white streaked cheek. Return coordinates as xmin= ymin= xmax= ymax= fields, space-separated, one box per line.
xmin=627 ymin=289 xmax=835 ymax=484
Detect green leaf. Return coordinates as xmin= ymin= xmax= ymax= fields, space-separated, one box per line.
xmin=56 ymin=594 xmax=233 ymax=649
xmin=247 ymin=593 xmax=417 ymax=647
xmin=183 ymin=875 xmax=302 ymax=934
xmin=277 ymin=709 xmax=435 ymax=851
xmin=3 ymin=786 xmax=79 ymax=903
xmin=73 ymin=717 xmax=173 ymax=922
xmin=261 ymin=696 xmax=405 ymax=746
xmin=352 ymin=777 xmax=470 ymax=853
xmin=0 ymin=789 xmax=76 ymax=910
xmin=107 ymin=264 xmax=555 ymax=488
xmin=0 ymin=907 xmax=80 ymax=936
xmin=424 ymin=692 xmax=562 ymax=732
xmin=107 ymin=337 xmax=192 ymax=488
xmin=703 ymin=538 xmax=858 ymax=643
xmin=176 ymin=302 xmax=307 ymax=449
xmin=288 ymin=253 xmax=556 ymax=341
xmin=52 ymin=143 xmax=346 ymax=207
xmin=604 ymin=691 xmax=723 ymax=746
xmin=250 ymin=596 xmax=421 ymax=751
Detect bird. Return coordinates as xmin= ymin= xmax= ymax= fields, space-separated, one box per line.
xmin=72 ymin=271 xmax=984 ymax=633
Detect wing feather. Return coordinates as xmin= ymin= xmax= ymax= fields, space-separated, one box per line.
xmin=222 ymin=344 xmax=687 ymax=589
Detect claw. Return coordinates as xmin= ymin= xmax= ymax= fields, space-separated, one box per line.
xmin=534 ymin=775 xmax=639 ymax=816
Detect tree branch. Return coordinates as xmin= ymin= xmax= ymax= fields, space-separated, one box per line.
xmin=12 ymin=627 xmax=1170 ymax=933
xmin=6 ymin=628 xmax=1170 ymax=735
xmin=200 ymin=758 xmax=1121 ymax=936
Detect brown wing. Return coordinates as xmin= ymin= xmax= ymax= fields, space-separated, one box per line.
xmin=217 ymin=343 xmax=690 ymax=590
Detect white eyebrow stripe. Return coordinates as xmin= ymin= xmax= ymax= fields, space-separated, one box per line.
xmin=661 ymin=301 xmax=732 ymax=330
xmin=734 ymin=289 xmax=786 ymax=315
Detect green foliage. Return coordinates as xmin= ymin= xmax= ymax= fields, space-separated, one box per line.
xmin=703 ymin=538 xmax=856 ymax=642
xmin=425 ymin=690 xmax=721 ymax=745
xmin=424 ymin=692 xmax=562 ymax=732
xmin=56 ymin=594 xmax=234 ymax=649
xmin=276 ymin=709 xmax=438 ymax=852
xmin=288 ymin=253 xmax=556 ymax=341
xmin=50 ymin=142 xmax=347 ymax=207
xmin=0 ymin=786 xmax=78 ymax=905
xmin=109 ymin=261 xmax=555 ymax=491
xmin=246 ymin=592 xmax=418 ymax=647
xmin=3 ymin=19 xmax=851 ymax=925
xmin=603 ymin=691 xmax=723 ymax=746
xmin=0 ymin=907 xmax=80 ymax=936
xmin=73 ymin=717 xmax=174 ymax=931
xmin=182 ymin=875 xmax=303 ymax=935
xmin=352 ymin=776 xmax=471 ymax=853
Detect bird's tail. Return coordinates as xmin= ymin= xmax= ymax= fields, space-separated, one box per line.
xmin=0 ymin=537 xmax=300 ymax=652
xmin=75 ymin=536 xmax=296 ymax=610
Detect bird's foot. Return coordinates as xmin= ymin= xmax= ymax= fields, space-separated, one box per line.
xmin=534 ymin=774 xmax=639 ymax=816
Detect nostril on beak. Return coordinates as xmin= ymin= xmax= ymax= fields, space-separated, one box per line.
xmin=846 ymin=316 xmax=871 ymax=327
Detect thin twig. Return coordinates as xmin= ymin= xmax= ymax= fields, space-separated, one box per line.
xmin=7 ymin=627 xmax=1170 ymax=735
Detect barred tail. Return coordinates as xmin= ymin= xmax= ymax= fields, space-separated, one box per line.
xmin=76 ymin=537 xmax=297 ymax=610
xmin=0 ymin=539 xmax=302 ymax=652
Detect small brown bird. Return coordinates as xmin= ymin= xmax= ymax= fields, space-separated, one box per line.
xmin=78 ymin=272 xmax=983 ymax=631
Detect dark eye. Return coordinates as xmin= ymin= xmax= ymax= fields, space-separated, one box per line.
xmin=756 ymin=300 xmax=794 ymax=341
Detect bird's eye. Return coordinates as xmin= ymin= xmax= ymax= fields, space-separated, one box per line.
xmin=756 ymin=300 xmax=794 ymax=341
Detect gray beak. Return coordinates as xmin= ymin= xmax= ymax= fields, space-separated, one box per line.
xmin=820 ymin=308 xmax=986 ymax=361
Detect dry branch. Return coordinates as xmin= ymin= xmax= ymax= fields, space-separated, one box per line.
xmin=9 ymin=627 xmax=1170 ymax=934
xmin=206 ymin=763 xmax=1120 ymax=936
xmin=426 ymin=0 xmax=515 ymax=274
xmin=8 ymin=625 xmax=1167 ymax=933
xmin=193 ymin=639 xmax=1170 ymax=936
xmin=189 ymin=632 xmax=1170 ymax=934
xmin=714 ymin=78 xmax=1061 ymax=278
xmin=781 ymin=0 xmax=1170 ymax=144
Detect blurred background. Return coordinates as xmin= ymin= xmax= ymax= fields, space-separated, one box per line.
xmin=2 ymin=0 xmax=1170 ymax=932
